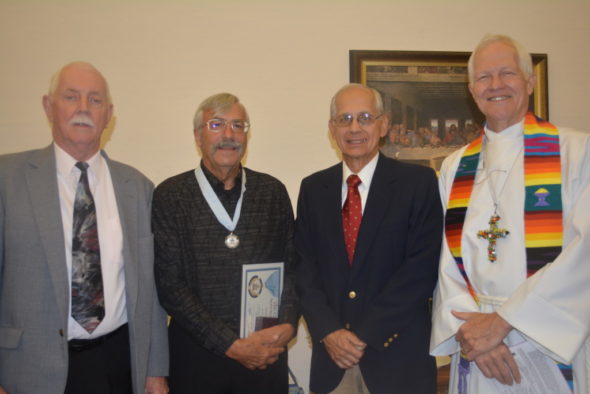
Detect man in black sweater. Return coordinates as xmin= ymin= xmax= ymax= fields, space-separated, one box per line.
xmin=152 ymin=93 xmax=299 ymax=394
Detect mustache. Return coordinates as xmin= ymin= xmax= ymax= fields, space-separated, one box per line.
xmin=69 ymin=114 xmax=95 ymax=128
xmin=212 ymin=139 xmax=242 ymax=152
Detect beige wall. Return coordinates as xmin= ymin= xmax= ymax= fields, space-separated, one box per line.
xmin=2 ymin=0 xmax=589 ymax=390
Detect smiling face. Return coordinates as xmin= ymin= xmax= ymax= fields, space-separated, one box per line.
xmin=43 ymin=63 xmax=112 ymax=161
xmin=329 ymin=86 xmax=388 ymax=173
xmin=469 ymin=41 xmax=535 ymax=132
xmin=195 ymin=103 xmax=248 ymax=184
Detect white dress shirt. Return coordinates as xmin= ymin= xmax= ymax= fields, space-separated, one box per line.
xmin=341 ymin=153 xmax=379 ymax=214
xmin=54 ymin=144 xmax=127 ymax=340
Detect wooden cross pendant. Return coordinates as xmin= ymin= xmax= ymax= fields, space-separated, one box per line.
xmin=477 ymin=215 xmax=509 ymax=262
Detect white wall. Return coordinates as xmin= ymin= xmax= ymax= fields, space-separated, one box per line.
xmin=2 ymin=0 xmax=589 ymax=390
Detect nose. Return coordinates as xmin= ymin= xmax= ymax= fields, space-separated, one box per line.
xmin=78 ymin=96 xmax=90 ymax=112
xmin=349 ymin=117 xmax=362 ymax=132
xmin=222 ymin=122 xmax=234 ymax=138
xmin=490 ymin=74 xmax=504 ymax=90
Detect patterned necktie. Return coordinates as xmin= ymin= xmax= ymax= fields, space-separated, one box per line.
xmin=342 ymin=174 xmax=362 ymax=266
xmin=71 ymin=162 xmax=104 ymax=333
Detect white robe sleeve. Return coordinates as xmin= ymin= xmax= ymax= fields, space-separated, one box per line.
xmin=497 ymin=128 xmax=590 ymax=364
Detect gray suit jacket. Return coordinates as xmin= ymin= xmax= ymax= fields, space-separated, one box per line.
xmin=0 ymin=145 xmax=168 ymax=393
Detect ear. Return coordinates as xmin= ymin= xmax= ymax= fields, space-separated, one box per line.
xmin=379 ymin=114 xmax=389 ymax=138
xmin=526 ymin=72 xmax=536 ymax=96
xmin=328 ymin=120 xmax=336 ymax=139
xmin=468 ymin=82 xmax=475 ymax=98
xmin=106 ymin=103 xmax=114 ymax=124
xmin=42 ymin=95 xmax=53 ymax=122
xmin=194 ymin=128 xmax=202 ymax=148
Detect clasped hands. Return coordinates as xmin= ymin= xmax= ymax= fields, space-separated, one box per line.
xmin=225 ymin=323 xmax=294 ymax=371
xmin=323 ymin=329 xmax=367 ymax=369
xmin=453 ymin=311 xmax=521 ymax=386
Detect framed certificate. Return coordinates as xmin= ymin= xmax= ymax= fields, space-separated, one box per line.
xmin=240 ymin=262 xmax=284 ymax=338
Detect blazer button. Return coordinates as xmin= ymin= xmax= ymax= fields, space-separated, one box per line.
xmin=384 ymin=342 xmax=389 ymax=348
xmin=345 ymin=323 xmax=351 ymax=329
xmin=348 ymin=291 xmax=357 ymax=299
xmin=59 ymin=329 xmax=64 ymax=337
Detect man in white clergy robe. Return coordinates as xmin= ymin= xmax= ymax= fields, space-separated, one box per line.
xmin=430 ymin=34 xmax=590 ymax=393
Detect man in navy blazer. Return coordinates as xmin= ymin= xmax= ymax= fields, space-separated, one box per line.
xmin=296 ymin=84 xmax=443 ymax=393
xmin=0 ymin=62 xmax=168 ymax=393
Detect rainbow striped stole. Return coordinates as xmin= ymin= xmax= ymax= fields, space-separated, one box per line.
xmin=444 ymin=133 xmax=483 ymax=303
xmin=444 ymin=112 xmax=563 ymax=293
xmin=523 ymin=114 xmax=563 ymax=276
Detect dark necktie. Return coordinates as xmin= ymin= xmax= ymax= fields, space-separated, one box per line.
xmin=342 ymin=174 xmax=362 ymax=266
xmin=71 ymin=162 xmax=104 ymax=333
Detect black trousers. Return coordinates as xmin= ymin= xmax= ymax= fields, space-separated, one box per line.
xmin=65 ymin=324 xmax=133 ymax=394
xmin=168 ymin=321 xmax=288 ymax=394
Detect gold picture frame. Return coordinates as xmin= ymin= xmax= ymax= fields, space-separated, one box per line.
xmin=350 ymin=50 xmax=548 ymax=170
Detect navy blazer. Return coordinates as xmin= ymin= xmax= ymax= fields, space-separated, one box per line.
xmin=295 ymin=154 xmax=443 ymax=394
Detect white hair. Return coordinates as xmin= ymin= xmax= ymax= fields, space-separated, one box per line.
xmin=193 ymin=92 xmax=249 ymax=132
xmin=329 ymin=83 xmax=384 ymax=119
xmin=467 ymin=34 xmax=533 ymax=83
xmin=47 ymin=61 xmax=112 ymax=104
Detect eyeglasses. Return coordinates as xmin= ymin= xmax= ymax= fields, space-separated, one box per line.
xmin=203 ymin=118 xmax=250 ymax=133
xmin=331 ymin=112 xmax=383 ymax=128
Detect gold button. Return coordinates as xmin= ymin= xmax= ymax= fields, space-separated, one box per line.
xmin=348 ymin=291 xmax=357 ymax=299
xmin=394 ymin=333 xmax=399 ymax=338
xmin=345 ymin=323 xmax=351 ymax=329
xmin=384 ymin=342 xmax=389 ymax=348
xmin=388 ymin=337 xmax=393 ymax=343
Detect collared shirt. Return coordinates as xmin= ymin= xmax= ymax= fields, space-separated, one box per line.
xmin=54 ymin=144 xmax=126 ymax=340
xmin=341 ymin=153 xmax=379 ymax=214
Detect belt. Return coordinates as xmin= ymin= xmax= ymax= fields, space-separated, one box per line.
xmin=68 ymin=323 xmax=128 ymax=352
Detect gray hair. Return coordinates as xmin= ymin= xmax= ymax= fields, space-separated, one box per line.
xmin=48 ymin=61 xmax=112 ymax=104
xmin=193 ymin=92 xmax=249 ymax=131
xmin=467 ymin=34 xmax=533 ymax=83
xmin=329 ymin=83 xmax=384 ymax=119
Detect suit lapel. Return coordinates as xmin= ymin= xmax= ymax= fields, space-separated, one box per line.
xmin=351 ymin=154 xmax=400 ymax=272
xmin=320 ymin=164 xmax=350 ymax=269
xmin=105 ymin=153 xmax=139 ymax=317
xmin=25 ymin=146 xmax=70 ymax=326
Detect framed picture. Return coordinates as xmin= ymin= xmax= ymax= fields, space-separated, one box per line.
xmin=350 ymin=50 xmax=548 ymax=170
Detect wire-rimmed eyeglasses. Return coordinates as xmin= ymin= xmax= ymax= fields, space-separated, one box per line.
xmin=202 ymin=118 xmax=250 ymax=133
xmin=331 ymin=112 xmax=383 ymax=128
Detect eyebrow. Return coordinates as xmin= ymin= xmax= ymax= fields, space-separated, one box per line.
xmin=62 ymin=88 xmax=104 ymax=95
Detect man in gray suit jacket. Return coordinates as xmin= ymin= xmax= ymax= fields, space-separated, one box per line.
xmin=0 ymin=62 xmax=169 ymax=393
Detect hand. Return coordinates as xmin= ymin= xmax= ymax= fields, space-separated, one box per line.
xmin=250 ymin=323 xmax=295 ymax=348
xmin=144 ymin=376 xmax=169 ymax=394
xmin=323 ymin=329 xmax=367 ymax=369
xmin=452 ymin=311 xmax=512 ymax=360
xmin=474 ymin=343 xmax=521 ymax=386
xmin=225 ymin=335 xmax=285 ymax=370
xmin=0 ymin=385 xmax=6 ymax=394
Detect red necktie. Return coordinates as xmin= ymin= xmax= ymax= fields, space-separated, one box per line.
xmin=342 ymin=174 xmax=362 ymax=266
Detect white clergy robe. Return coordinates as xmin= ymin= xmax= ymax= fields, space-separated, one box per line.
xmin=431 ymin=121 xmax=590 ymax=393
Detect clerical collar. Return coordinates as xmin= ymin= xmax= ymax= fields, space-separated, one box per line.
xmin=484 ymin=119 xmax=524 ymax=140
